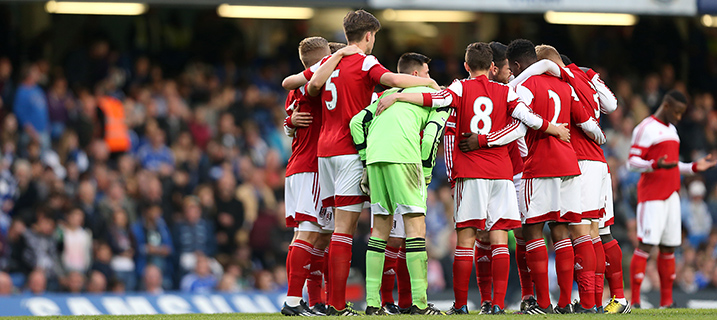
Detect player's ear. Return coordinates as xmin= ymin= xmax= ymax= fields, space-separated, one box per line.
xmin=412 ymin=70 xmax=419 ymax=77
xmin=464 ymin=62 xmax=471 ymax=73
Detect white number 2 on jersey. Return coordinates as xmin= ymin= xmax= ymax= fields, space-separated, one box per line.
xmin=470 ymin=96 xmax=493 ymax=134
xmin=325 ymin=70 xmax=340 ymax=110
xmin=547 ymin=90 xmax=561 ymax=124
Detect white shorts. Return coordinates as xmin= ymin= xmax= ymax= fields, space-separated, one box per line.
xmin=370 ymin=212 xmax=406 ymax=239
xmin=319 ymin=207 xmax=334 ymax=233
xmin=519 ymin=176 xmax=581 ymax=224
xmin=285 ymin=172 xmax=321 ymax=228
xmin=318 ymin=154 xmax=368 ymax=212
xmin=513 ymin=172 xmax=523 ymax=199
xmin=598 ymin=173 xmax=615 ymax=229
xmin=636 ymin=192 xmax=681 ymax=247
xmin=578 ymin=160 xmax=610 ymax=219
xmin=454 ymin=178 xmax=522 ymax=231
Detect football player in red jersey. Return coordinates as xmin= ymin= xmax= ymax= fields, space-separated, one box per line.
xmin=505 ymin=39 xmax=605 ymax=314
xmin=443 ymin=41 xmax=536 ymax=314
xmin=377 ymin=42 xmax=570 ymax=315
xmin=288 ymin=10 xmax=439 ymax=316
xmin=627 ymin=91 xmax=716 ymax=309
xmin=281 ymin=37 xmax=362 ymax=317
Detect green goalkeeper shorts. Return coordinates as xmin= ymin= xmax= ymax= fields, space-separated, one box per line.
xmin=367 ymin=162 xmax=427 ymax=216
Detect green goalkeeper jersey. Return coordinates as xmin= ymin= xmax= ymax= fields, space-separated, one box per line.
xmin=350 ymin=86 xmax=449 ymax=179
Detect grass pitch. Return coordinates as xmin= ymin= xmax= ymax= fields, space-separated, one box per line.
xmin=10 ymin=309 xmax=717 ymax=320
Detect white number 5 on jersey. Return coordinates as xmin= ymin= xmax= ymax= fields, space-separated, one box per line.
xmin=470 ymin=96 xmax=493 ymax=134
xmin=325 ymin=70 xmax=340 ymax=110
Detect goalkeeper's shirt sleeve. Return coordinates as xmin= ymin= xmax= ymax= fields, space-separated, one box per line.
xmin=420 ymin=108 xmax=450 ymax=181
xmin=350 ymin=103 xmax=378 ymax=164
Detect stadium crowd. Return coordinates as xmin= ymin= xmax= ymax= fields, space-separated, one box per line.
xmin=0 ymin=10 xmax=715 ymax=302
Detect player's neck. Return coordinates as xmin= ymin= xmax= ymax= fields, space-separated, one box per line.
xmin=468 ymin=70 xmax=489 ymax=79
xmin=348 ymin=41 xmax=369 ymax=54
xmin=653 ymin=109 xmax=669 ymax=125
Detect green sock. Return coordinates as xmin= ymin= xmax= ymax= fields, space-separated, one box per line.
xmin=405 ymin=237 xmax=428 ymax=309
xmin=366 ymin=236 xmax=387 ymax=308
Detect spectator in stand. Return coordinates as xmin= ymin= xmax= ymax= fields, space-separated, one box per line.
xmin=76 ymin=180 xmax=106 ymax=239
xmin=173 ymin=196 xmax=215 ymax=274
xmin=26 ymin=269 xmax=46 ymax=295
xmin=0 ymin=271 xmax=13 ymax=295
xmin=132 ymin=203 xmax=173 ymax=287
xmin=214 ymin=173 xmax=243 ymax=255
xmin=14 ymin=211 xmax=61 ymax=290
xmin=58 ymin=208 xmax=92 ymax=273
xmin=46 ymin=77 xmax=73 ymax=141
xmin=86 ymin=271 xmax=107 ymax=293
xmin=143 ymin=264 xmax=164 ymax=294
xmin=90 ymin=242 xmax=114 ymax=284
xmin=108 ymin=209 xmax=137 ymax=291
xmin=136 ymin=127 xmax=174 ymax=175
xmin=98 ymin=180 xmax=137 ymax=224
xmin=64 ymin=271 xmax=85 ymax=293
xmin=180 ymin=253 xmax=217 ymax=293
xmin=682 ymin=180 xmax=713 ymax=247
xmin=13 ymin=63 xmax=50 ymax=152
xmin=0 ymin=57 xmax=13 ymax=110
xmin=11 ymin=159 xmax=39 ymax=220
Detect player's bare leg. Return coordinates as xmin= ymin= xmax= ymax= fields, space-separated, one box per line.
xmin=521 ymin=222 xmax=552 ymax=312
xmin=327 ymin=208 xmax=361 ymax=312
xmin=488 ymin=229 xmax=510 ymax=314
xmin=474 ymin=230 xmax=492 ymax=313
xmin=513 ymin=227 xmax=535 ymax=310
xmin=452 ymin=227 xmax=478 ymax=314
xmin=567 ymin=221 xmax=597 ymax=312
xmin=403 ymin=213 xmax=442 ymax=315
xmin=366 ymin=214 xmax=392 ymax=314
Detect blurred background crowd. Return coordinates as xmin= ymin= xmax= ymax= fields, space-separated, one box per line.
xmin=0 ymin=4 xmax=717 ymax=302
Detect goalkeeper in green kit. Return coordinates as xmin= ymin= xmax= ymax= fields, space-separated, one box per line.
xmin=349 ymin=53 xmax=448 ymax=315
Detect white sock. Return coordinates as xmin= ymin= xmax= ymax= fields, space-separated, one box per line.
xmin=286 ymin=296 xmax=302 ymax=307
xmin=616 ymin=298 xmax=627 ymax=304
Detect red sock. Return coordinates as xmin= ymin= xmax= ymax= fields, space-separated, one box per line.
xmin=328 ymin=233 xmax=352 ymax=309
xmin=323 ymin=247 xmax=330 ymax=302
xmin=603 ymin=239 xmax=625 ymax=299
xmin=515 ymin=236 xmax=534 ymax=299
xmin=381 ymin=246 xmax=399 ymax=305
xmin=554 ymin=238 xmax=575 ymax=308
xmin=573 ymin=235 xmax=596 ymax=309
xmin=593 ymin=238 xmax=605 ymax=307
xmin=475 ymin=240 xmax=492 ymax=303
xmin=491 ymin=244 xmax=510 ymax=309
xmin=307 ymin=247 xmax=325 ymax=306
xmin=286 ymin=246 xmax=294 ymax=285
xmin=288 ymin=240 xmax=314 ymax=299
xmin=526 ymin=239 xmax=550 ymax=309
xmin=453 ymin=246 xmax=474 ymax=308
xmin=396 ymin=247 xmax=412 ymax=309
xmin=629 ymin=248 xmax=649 ymax=305
xmin=657 ymin=252 xmax=676 ymax=307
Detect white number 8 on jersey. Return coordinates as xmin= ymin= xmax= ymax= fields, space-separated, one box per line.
xmin=470 ymin=96 xmax=493 ymax=134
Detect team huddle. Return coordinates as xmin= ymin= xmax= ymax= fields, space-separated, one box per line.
xmin=279 ymin=9 xmax=717 ymax=316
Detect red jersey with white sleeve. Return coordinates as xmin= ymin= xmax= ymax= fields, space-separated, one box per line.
xmin=444 ymin=111 xmax=457 ymax=187
xmin=627 ymin=116 xmax=696 ymax=203
xmin=422 ymin=75 xmax=547 ymax=180
xmin=562 ymin=63 xmax=607 ymax=163
xmin=303 ymin=53 xmax=391 ymax=157
xmin=514 ymin=74 xmax=590 ymax=178
xmin=284 ymin=85 xmax=322 ymax=177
